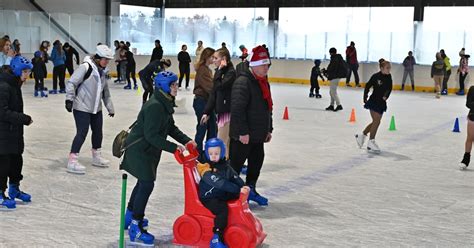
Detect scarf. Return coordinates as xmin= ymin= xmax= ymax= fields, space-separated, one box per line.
xmin=253 ymin=72 xmax=273 ymax=111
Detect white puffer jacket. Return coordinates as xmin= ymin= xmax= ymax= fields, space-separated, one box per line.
xmin=66 ymin=56 xmax=114 ymax=114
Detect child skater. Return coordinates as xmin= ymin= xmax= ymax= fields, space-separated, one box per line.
xmin=355 ymin=58 xmax=393 ymax=153
xmin=309 ymin=59 xmax=325 ymax=98
xmin=460 ymin=85 xmax=474 ymax=170
xmin=120 ymin=71 xmax=197 ymax=246
xmin=31 ymin=51 xmax=48 ymax=97
xmin=197 ymin=138 xmax=249 ymax=248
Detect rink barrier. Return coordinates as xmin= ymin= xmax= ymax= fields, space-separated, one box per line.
xmin=37 ymin=72 xmax=463 ymax=94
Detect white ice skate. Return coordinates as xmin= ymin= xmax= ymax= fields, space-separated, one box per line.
xmin=459 ymin=162 xmax=468 ymax=170
xmin=92 ymin=149 xmax=110 ymax=168
xmin=67 ymin=153 xmax=86 ymax=174
xmin=355 ymin=133 xmax=367 ymax=149
xmin=367 ymin=140 xmax=381 ymax=153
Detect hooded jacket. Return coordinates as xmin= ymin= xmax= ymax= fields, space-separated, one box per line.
xmin=66 ymin=56 xmax=114 ymax=114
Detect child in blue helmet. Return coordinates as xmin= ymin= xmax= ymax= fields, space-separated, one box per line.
xmin=0 ymin=56 xmax=33 ymax=210
xmin=310 ymin=59 xmax=325 ymax=98
xmin=197 ymin=138 xmax=248 ymax=248
xmin=120 ymin=70 xmax=197 ymax=246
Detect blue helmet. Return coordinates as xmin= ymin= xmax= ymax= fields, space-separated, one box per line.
xmin=34 ymin=51 xmax=42 ymax=58
xmin=154 ymin=71 xmax=178 ymax=93
xmin=10 ymin=56 xmax=33 ymax=77
xmin=204 ymin=138 xmax=226 ymax=161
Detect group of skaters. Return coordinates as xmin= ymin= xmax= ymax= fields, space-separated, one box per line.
xmin=0 ymin=36 xmax=273 ymax=248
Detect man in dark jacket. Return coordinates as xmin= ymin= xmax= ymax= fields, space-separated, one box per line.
xmin=325 ymin=47 xmax=346 ymax=112
xmin=63 ymin=42 xmax=80 ymax=76
xmin=229 ymin=45 xmax=273 ymax=206
xmin=150 ymin=39 xmax=163 ymax=63
xmin=139 ymin=58 xmax=171 ymax=103
xmin=0 ymin=56 xmax=33 ymax=210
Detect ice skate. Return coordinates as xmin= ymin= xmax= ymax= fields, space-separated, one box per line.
xmin=334 ymin=105 xmax=343 ymax=112
xmin=67 ymin=153 xmax=86 ymax=174
xmin=325 ymin=105 xmax=334 ymax=111
xmin=459 ymin=153 xmax=470 ymax=170
xmin=0 ymin=193 xmax=16 ymax=211
xmin=367 ymin=139 xmax=381 ymax=153
xmin=355 ymin=133 xmax=367 ymax=149
xmin=248 ymin=187 xmax=268 ymax=206
xmin=92 ymin=149 xmax=110 ymax=168
xmin=124 ymin=209 xmax=148 ymax=230
xmin=41 ymin=88 xmax=48 ymax=98
xmin=8 ymin=183 xmax=31 ymax=203
xmin=128 ymin=219 xmax=154 ymax=246
xmin=210 ymin=233 xmax=228 ymax=248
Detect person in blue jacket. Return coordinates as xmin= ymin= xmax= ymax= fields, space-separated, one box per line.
xmin=50 ymin=40 xmax=66 ymax=94
xmin=197 ymin=138 xmax=249 ymax=248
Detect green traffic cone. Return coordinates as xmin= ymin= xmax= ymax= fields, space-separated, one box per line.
xmin=389 ymin=115 xmax=396 ymax=131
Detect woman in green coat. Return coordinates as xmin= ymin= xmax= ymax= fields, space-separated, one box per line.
xmin=120 ymin=71 xmax=196 ymax=246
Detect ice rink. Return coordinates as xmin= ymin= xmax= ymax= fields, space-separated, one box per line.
xmin=0 ymin=79 xmax=473 ymax=248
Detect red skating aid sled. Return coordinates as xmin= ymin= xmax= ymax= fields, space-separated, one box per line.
xmin=173 ymin=144 xmax=267 ymax=248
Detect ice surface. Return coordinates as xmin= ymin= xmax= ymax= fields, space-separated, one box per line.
xmin=0 ymin=79 xmax=472 ymax=247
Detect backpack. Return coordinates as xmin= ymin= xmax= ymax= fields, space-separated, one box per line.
xmin=112 ymin=121 xmax=143 ymax=158
xmin=74 ymin=62 xmax=94 ymax=95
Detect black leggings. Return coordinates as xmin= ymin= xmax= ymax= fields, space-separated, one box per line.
xmin=53 ymin=64 xmax=66 ymax=90
xmin=229 ymin=139 xmax=265 ymax=188
xmin=65 ymin=63 xmax=74 ymax=77
xmin=126 ymin=64 xmax=137 ymax=87
xmin=34 ymin=78 xmax=44 ymax=91
xmin=127 ymin=180 xmax=155 ymax=220
xmin=140 ymin=75 xmax=154 ymax=103
xmin=0 ymin=154 xmax=23 ymax=192
xmin=178 ymin=65 xmax=190 ymax=88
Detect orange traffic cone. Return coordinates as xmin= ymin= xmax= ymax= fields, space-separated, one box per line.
xmin=283 ymin=107 xmax=289 ymax=120
xmin=349 ymin=108 xmax=356 ymax=123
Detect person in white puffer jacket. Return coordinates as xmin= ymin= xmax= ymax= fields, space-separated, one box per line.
xmin=65 ymin=45 xmax=115 ymax=174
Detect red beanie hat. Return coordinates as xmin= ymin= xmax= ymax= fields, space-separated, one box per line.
xmin=249 ymin=45 xmax=270 ymax=67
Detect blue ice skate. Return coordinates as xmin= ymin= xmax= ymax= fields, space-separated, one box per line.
xmin=128 ymin=219 xmax=154 ymax=246
xmin=41 ymin=89 xmax=48 ymax=98
xmin=49 ymin=89 xmax=58 ymax=94
xmin=8 ymin=183 xmax=31 ymax=203
xmin=0 ymin=193 xmax=16 ymax=210
xmin=123 ymin=84 xmax=132 ymax=90
xmin=248 ymin=187 xmax=268 ymax=206
xmin=34 ymin=90 xmax=39 ymax=97
xmin=124 ymin=209 xmax=148 ymax=230
xmin=210 ymin=234 xmax=228 ymax=248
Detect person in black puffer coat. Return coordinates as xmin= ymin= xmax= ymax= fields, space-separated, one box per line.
xmin=201 ymin=48 xmax=236 ymax=159
xmin=229 ymin=45 xmax=273 ymax=206
xmin=0 ymin=56 xmax=34 ymax=210
xmin=324 ymin=47 xmax=347 ymax=112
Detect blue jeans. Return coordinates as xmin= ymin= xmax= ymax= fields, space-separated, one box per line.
xmin=193 ymin=97 xmax=217 ymax=153
xmin=70 ymin=110 xmax=103 ymax=153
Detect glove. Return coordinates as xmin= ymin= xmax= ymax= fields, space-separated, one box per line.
xmin=109 ymin=113 xmax=115 ymax=117
xmin=65 ymin=100 xmax=73 ymax=112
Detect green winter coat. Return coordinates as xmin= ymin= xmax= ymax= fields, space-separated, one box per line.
xmin=120 ymin=90 xmax=191 ymax=181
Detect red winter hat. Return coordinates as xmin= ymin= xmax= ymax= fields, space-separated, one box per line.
xmin=249 ymin=45 xmax=270 ymax=67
